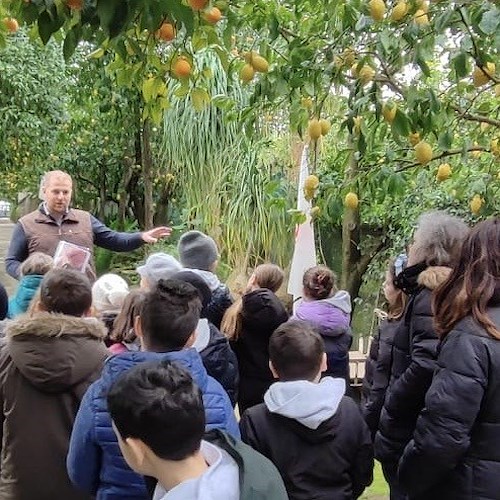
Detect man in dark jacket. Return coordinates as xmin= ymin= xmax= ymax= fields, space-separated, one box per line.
xmin=0 ymin=269 xmax=109 ymax=500
xmin=108 ymin=360 xmax=288 ymax=500
xmin=67 ymin=279 xmax=239 ymax=499
xmin=240 ymin=320 xmax=373 ymax=500
xmin=6 ymin=170 xmax=171 ymax=280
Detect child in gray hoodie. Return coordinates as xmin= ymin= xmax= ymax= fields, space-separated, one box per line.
xmin=240 ymin=320 xmax=373 ymax=500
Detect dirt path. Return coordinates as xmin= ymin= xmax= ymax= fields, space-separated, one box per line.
xmin=0 ymin=220 xmax=19 ymax=294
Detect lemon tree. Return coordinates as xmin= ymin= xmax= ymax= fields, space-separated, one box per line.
xmin=1 ymin=0 xmax=499 ymax=297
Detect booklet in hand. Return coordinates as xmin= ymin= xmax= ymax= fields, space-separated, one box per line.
xmin=53 ymin=241 xmax=91 ymax=273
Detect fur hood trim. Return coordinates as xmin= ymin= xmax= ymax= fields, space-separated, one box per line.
xmin=418 ymin=266 xmax=452 ymax=291
xmin=5 ymin=312 xmax=107 ymax=340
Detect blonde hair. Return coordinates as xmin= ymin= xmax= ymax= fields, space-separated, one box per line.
xmin=20 ymin=252 xmax=54 ymax=277
xmin=253 ymin=264 xmax=284 ymax=292
xmin=385 ymin=260 xmax=408 ymax=320
xmin=220 ymin=263 xmax=284 ymax=340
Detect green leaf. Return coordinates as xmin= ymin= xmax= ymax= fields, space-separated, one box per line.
xmin=97 ymin=0 xmax=129 ymax=38
xmin=438 ymin=130 xmax=453 ymax=150
xmin=479 ymin=7 xmax=500 ymax=35
xmin=63 ymin=26 xmax=81 ymax=61
xmin=38 ymin=10 xmax=63 ymax=45
xmin=391 ymin=110 xmax=411 ymax=138
xmin=89 ymin=47 xmax=105 ymax=59
xmin=142 ymin=77 xmax=156 ymax=102
xmin=97 ymin=0 xmax=118 ymax=30
xmin=169 ymin=0 xmax=195 ymax=36
xmin=452 ymin=52 xmax=468 ymax=79
xmin=191 ymin=88 xmax=211 ymax=111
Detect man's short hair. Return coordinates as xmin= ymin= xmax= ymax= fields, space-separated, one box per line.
xmin=39 ymin=268 xmax=92 ymax=316
xmin=140 ymin=279 xmax=202 ymax=352
xmin=269 ymin=320 xmax=325 ymax=381
xmin=107 ymin=360 xmax=205 ymax=461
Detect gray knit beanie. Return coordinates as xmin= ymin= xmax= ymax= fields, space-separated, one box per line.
xmin=178 ymin=231 xmax=219 ymax=271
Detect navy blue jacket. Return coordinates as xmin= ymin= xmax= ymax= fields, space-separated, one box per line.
xmin=67 ymin=348 xmax=239 ymax=500
xmin=206 ymin=283 xmax=233 ymax=329
xmin=6 ymin=210 xmax=143 ymax=279
xmin=200 ymin=322 xmax=239 ymax=406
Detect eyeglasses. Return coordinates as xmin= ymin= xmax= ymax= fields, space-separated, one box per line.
xmin=394 ymin=253 xmax=408 ymax=277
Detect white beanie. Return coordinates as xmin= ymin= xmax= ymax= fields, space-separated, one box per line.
xmin=92 ymin=273 xmax=129 ymax=313
xmin=136 ymin=253 xmax=182 ymax=286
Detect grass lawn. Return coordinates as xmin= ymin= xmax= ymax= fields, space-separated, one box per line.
xmin=361 ymin=461 xmax=389 ymax=500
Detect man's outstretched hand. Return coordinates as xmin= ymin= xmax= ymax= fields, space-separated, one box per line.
xmin=141 ymin=227 xmax=172 ymax=243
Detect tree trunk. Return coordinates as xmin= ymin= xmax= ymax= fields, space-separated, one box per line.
xmin=117 ymin=156 xmax=134 ymax=231
xmin=98 ymin=162 xmax=107 ymax=222
xmin=141 ymin=119 xmax=154 ymax=230
xmin=341 ymin=134 xmax=361 ymax=300
xmin=154 ymin=189 xmax=170 ymax=226
xmin=340 ymin=137 xmax=388 ymax=304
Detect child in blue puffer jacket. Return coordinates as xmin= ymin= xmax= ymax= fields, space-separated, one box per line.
xmin=67 ymin=279 xmax=239 ymax=500
xmin=8 ymin=252 xmax=53 ymax=318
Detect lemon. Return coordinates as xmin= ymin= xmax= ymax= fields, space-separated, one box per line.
xmin=369 ymin=0 xmax=386 ymax=21
xmin=308 ymin=119 xmax=322 ymax=140
xmin=470 ymin=195 xmax=482 ymax=215
xmin=382 ymin=102 xmax=397 ymax=123
xmin=436 ymin=163 xmax=451 ymax=182
xmin=319 ymin=119 xmax=331 ymax=135
xmin=472 ymin=62 xmax=495 ymax=87
xmin=304 ymin=175 xmax=320 ymax=191
xmin=415 ymin=141 xmax=433 ymax=165
xmin=344 ymin=192 xmax=359 ymax=209
xmin=390 ymin=1 xmax=408 ymax=21
xmin=409 ymin=132 xmax=421 ymax=146
xmin=359 ymin=65 xmax=376 ymax=84
xmin=240 ymin=64 xmax=255 ymax=83
xmin=414 ymin=9 xmax=429 ymax=26
xmin=251 ymin=55 xmax=269 ymax=73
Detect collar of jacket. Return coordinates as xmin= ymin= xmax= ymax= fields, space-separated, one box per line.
xmin=4 ymin=312 xmax=107 ymax=340
xmin=35 ymin=203 xmax=79 ymax=224
xmin=417 ymin=266 xmax=452 ymax=290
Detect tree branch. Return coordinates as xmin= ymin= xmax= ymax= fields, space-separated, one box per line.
xmin=74 ymin=174 xmax=99 ymax=191
xmin=356 ymin=237 xmax=389 ymax=276
xmin=449 ymin=104 xmax=500 ymax=128
xmin=395 ymin=146 xmax=488 ymax=172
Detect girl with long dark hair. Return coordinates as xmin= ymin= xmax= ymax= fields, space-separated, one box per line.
xmin=398 ymin=217 xmax=500 ymax=499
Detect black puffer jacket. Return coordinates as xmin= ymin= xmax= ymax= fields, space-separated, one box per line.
xmin=398 ymin=305 xmax=500 ymax=499
xmin=240 ymin=396 xmax=373 ymax=500
xmin=232 ymin=289 xmax=288 ymax=412
xmin=375 ymin=266 xmax=451 ymax=466
xmin=207 ymin=284 xmax=233 ymax=329
xmin=199 ymin=322 xmax=239 ymax=406
xmin=362 ymin=317 xmax=402 ymax=439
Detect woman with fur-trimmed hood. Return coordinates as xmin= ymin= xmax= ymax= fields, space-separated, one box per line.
xmin=374 ymin=211 xmax=469 ymax=500
xmin=0 ymin=269 xmax=109 ymax=500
